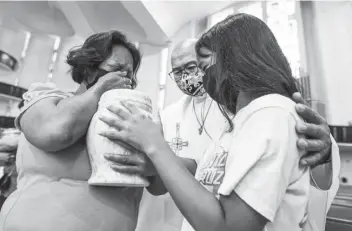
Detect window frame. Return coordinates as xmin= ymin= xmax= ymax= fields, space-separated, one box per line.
xmin=206 ymin=1 xmax=305 ymax=79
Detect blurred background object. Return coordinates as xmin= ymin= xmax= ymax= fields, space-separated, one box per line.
xmin=0 ymin=128 xmax=20 ymax=209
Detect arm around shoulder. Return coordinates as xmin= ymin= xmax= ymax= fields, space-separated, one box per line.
xmin=215 ymin=108 xmax=302 ymax=230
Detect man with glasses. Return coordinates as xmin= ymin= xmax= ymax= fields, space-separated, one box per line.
xmin=135 ymin=39 xmax=339 ymax=231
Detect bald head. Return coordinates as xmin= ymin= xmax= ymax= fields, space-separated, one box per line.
xmin=171 ymin=39 xmax=198 ymax=70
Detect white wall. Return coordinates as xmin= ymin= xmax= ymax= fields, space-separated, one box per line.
xmin=136 ymin=43 xmax=164 ymax=114
xmin=51 ymin=35 xmax=83 ymax=92
xmin=301 ymin=1 xmax=352 ymax=125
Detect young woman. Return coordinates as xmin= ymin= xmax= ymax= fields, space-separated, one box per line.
xmin=99 ymin=14 xmax=333 ymax=231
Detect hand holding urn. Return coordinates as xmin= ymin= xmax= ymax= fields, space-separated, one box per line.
xmin=86 ymin=89 xmax=153 ymax=187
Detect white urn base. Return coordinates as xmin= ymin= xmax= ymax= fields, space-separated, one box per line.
xmin=88 ymin=168 xmax=150 ymax=187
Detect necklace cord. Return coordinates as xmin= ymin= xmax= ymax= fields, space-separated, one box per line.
xmin=193 ymin=99 xmax=213 ymax=140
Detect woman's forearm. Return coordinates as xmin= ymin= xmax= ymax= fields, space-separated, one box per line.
xmin=21 ymin=87 xmax=102 ymax=152
xmin=147 ymin=145 xmax=226 ymax=231
xmin=146 ymin=157 xmax=197 ymax=196
xmin=47 ymin=88 xmax=101 ymax=150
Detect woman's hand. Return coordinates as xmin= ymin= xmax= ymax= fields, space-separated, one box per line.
xmin=104 ymin=149 xmax=156 ymax=177
xmin=90 ymin=71 xmax=133 ymax=97
xmin=98 ymin=102 xmax=168 ymax=173
xmin=292 ymin=92 xmax=332 ymax=167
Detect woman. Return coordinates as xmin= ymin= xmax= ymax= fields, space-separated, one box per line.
xmin=0 ymin=30 xmax=150 ymax=231
xmin=99 ymin=14 xmax=332 ymax=231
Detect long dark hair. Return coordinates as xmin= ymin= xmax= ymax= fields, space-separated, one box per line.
xmin=66 ymin=30 xmax=141 ymax=88
xmin=196 ymin=13 xmax=299 ymax=131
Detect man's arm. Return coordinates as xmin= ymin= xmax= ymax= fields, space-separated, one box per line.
xmin=310 ymin=136 xmax=340 ymax=210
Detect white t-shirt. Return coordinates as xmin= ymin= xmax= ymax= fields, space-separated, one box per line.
xmin=180 ymin=94 xmax=334 ymax=231
xmin=135 ymin=94 xmax=227 ymax=231
xmin=136 ymin=94 xmax=340 ymax=231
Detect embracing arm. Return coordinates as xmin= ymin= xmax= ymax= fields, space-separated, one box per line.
xmin=20 ymin=87 xmax=101 ymax=152
xmin=310 ymin=136 xmax=339 ymax=190
xmin=292 ymin=92 xmax=339 ymax=190
xmin=310 ymin=136 xmax=340 ymax=209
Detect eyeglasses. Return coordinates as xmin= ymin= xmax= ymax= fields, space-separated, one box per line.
xmin=168 ymin=63 xmax=199 ymax=81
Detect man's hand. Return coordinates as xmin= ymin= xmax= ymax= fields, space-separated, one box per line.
xmin=292 ymin=93 xmax=331 ymax=167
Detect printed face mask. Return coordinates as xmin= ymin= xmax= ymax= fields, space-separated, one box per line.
xmin=175 ymin=72 xmax=206 ymax=97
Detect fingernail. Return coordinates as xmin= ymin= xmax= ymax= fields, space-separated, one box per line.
xmin=300 ymin=159 xmax=308 ymax=166
xmin=109 ymin=163 xmax=117 ymax=169
xmin=104 ymin=153 xmax=112 ymax=158
xmin=296 ymin=104 xmax=305 ymax=112
xmin=298 ymin=139 xmax=308 ymax=148
xmin=297 ymin=124 xmax=307 ymax=132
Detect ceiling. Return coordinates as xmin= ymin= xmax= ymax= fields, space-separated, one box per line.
xmin=0 ymin=0 xmax=235 ymax=45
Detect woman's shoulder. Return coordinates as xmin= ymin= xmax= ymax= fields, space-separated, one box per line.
xmin=14 ymin=82 xmax=74 ymax=131
xmin=232 ymin=94 xmax=304 ymax=133
xmin=241 ymin=94 xmax=301 ymax=121
xmin=23 ymin=82 xmax=72 ymax=104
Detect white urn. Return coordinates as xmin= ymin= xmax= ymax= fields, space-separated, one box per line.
xmin=86 ymin=89 xmax=153 ymax=187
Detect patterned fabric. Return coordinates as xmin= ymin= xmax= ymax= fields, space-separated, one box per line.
xmin=174 ymin=72 xmax=206 ymax=97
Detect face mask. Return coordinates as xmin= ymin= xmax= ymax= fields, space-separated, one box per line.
xmin=175 ymin=71 xmax=206 ymax=97
xmin=204 ymin=65 xmax=239 ymax=108
xmin=203 ymin=65 xmax=220 ymax=102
